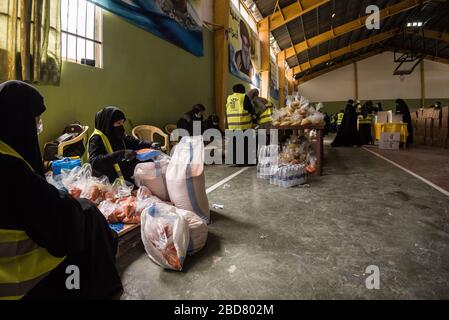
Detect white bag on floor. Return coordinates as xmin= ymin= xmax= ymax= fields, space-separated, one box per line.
xmin=176 ymin=208 xmax=208 ymax=255
xmin=166 ymin=136 xmax=210 ymax=224
xmin=141 ymin=203 xmax=189 ymax=271
xmin=134 ymin=157 xmax=170 ymax=201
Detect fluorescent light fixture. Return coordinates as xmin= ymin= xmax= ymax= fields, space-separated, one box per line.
xmin=417 ymin=22 xmax=423 ymax=27
xmin=413 ymin=22 xmax=418 ymax=26
xmin=331 ymin=12 xmax=336 ymax=18
xmin=407 ymin=22 xmax=412 ymax=27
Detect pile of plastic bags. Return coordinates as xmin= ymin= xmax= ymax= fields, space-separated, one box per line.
xmin=141 ymin=202 xmax=208 ymax=271
xmin=47 ymin=137 xmax=211 ymax=271
xmin=257 ymin=135 xmax=317 ymax=188
xmin=272 ymin=94 xmax=325 ymax=127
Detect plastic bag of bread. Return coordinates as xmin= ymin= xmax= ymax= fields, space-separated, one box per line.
xmin=141 ymin=203 xmax=189 ymax=271
xmin=307 ymin=112 xmax=325 ymax=125
xmin=81 ymin=176 xmax=113 ymax=205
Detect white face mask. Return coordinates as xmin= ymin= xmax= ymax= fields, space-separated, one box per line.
xmin=37 ymin=119 xmax=43 ymax=135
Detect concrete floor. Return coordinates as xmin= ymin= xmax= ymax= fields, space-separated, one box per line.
xmin=117 ymin=141 xmax=449 ymax=299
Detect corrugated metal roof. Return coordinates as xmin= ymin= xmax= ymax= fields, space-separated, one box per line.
xmin=253 ymin=0 xmax=449 ymax=78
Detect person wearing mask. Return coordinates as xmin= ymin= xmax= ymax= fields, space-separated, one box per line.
xmin=177 ymin=104 xmax=206 ymax=136
xmin=0 ymin=80 xmax=122 ymax=299
xmin=395 ymin=99 xmax=413 ymax=147
xmin=226 ymin=84 xmax=254 ymax=165
xmin=88 ymin=106 xmax=159 ymax=184
xmin=331 ymin=99 xmax=361 ymax=147
xmin=203 ymin=114 xmax=223 ymax=135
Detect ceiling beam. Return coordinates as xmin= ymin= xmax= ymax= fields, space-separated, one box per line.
xmin=296 ymin=50 xmax=383 ymax=84
xmin=386 ymin=47 xmax=449 ymax=65
xmin=290 ymin=28 xmax=399 ymax=77
xmin=279 ymin=0 xmax=427 ymax=61
xmin=266 ymin=0 xmax=330 ymax=31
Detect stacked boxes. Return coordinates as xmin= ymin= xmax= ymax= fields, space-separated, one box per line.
xmin=414 ymin=106 xmax=449 ymax=148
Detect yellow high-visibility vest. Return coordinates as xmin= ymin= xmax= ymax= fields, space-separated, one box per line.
xmin=257 ymin=102 xmax=273 ymax=125
xmin=337 ymin=112 xmax=344 ymax=125
xmin=0 ymin=140 xmax=65 ymax=300
xmin=358 ymin=115 xmax=373 ymax=125
xmin=226 ymin=93 xmax=252 ymax=130
xmin=88 ymin=129 xmax=124 ymax=181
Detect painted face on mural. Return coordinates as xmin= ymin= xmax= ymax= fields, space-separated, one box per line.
xmin=241 ymin=34 xmax=251 ymax=70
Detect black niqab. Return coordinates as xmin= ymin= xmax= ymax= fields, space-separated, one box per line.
xmin=0 ymin=80 xmax=46 ymax=176
xmin=331 ymin=102 xmax=361 ymax=147
xmin=94 ymin=106 xmax=126 ymax=151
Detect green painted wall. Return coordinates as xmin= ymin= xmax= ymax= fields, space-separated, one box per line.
xmin=319 ymin=99 xmax=449 ymax=115
xmin=36 ymin=10 xmax=214 ymax=148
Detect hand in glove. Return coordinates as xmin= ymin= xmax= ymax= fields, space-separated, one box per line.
xmin=123 ymin=149 xmax=137 ymax=161
xmin=150 ymin=142 xmax=162 ymax=150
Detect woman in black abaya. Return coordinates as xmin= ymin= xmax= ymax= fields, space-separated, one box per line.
xmin=88 ymin=106 xmax=158 ymax=183
xmin=331 ymin=99 xmax=361 ymax=147
xmin=0 ymin=80 xmax=122 ymax=299
xmin=395 ymin=99 xmax=414 ymax=147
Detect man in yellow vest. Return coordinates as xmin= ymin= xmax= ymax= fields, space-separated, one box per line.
xmin=0 ymin=80 xmax=122 ymax=299
xmin=226 ymin=84 xmax=254 ymax=165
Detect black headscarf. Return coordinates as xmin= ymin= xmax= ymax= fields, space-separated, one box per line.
xmin=0 ymin=80 xmax=46 ymax=176
xmin=395 ymin=99 xmax=413 ymax=146
xmin=331 ymin=100 xmax=361 ymax=147
xmin=94 ymin=106 xmax=126 ymax=151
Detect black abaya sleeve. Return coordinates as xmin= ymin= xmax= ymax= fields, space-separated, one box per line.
xmin=123 ymin=135 xmax=152 ymax=150
xmin=1 ymin=156 xmax=89 ymax=258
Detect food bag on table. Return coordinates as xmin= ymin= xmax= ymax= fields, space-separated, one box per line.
xmin=166 ymin=136 xmax=210 ymax=224
xmin=141 ymin=203 xmax=189 ymax=271
xmin=134 ymin=155 xmax=170 ymax=201
xmin=136 ymin=148 xmax=161 ymax=162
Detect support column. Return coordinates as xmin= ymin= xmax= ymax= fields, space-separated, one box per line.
xmin=214 ymin=0 xmax=230 ymax=130
xmin=353 ymin=62 xmax=359 ymax=100
xmin=278 ymin=51 xmax=286 ymax=108
xmin=258 ymin=17 xmax=270 ymax=99
xmin=420 ymin=60 xmax=425 ymax=107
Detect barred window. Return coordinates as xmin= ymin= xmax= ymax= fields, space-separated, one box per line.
xmin=61 ymin=0 xmax=102 ymax=68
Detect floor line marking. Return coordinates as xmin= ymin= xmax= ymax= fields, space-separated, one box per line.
xmin=206 ymin=167 xmax=250 ymax=194
xmin=363 ymin=147 xmax=449 ymax=198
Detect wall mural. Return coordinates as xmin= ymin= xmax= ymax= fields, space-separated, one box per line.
xmin=228 ymin=2 xmax=260 ymax=87
xmin=90 ymin=0 xmax=204 ymax=56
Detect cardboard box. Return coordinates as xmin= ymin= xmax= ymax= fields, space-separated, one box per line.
xmin=417 ymin=119 xmax=426 ymax=133
xmin=377 ymin=111 xmax=392 ymax=123
xmin=417 ymin=109 xmax=424 ymax=119
xmin=414 ymin=135 xmax=425 ymax=145
xmin=443 ymin=117 xmax=449 ymax=129
xmin=423 ymin=108 xmax=435 ymax=118
xmin=379 ymin=132 xmax=400 ymax=150
xmin=391 ymin=114 xmax=403 ymax=123
xmin=432 ymin=108 xmax=442 ymax=119
xmin=433 ymin=139 xmax=446 ymax=148
xmin=425 ymin=119 xmax=433 ymax=138
xmin=443 ymin=106 xmax=449 ymax=119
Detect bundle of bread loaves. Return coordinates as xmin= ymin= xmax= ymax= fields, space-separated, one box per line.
xmin=272 ymin=95 xmax=325 ymax=127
